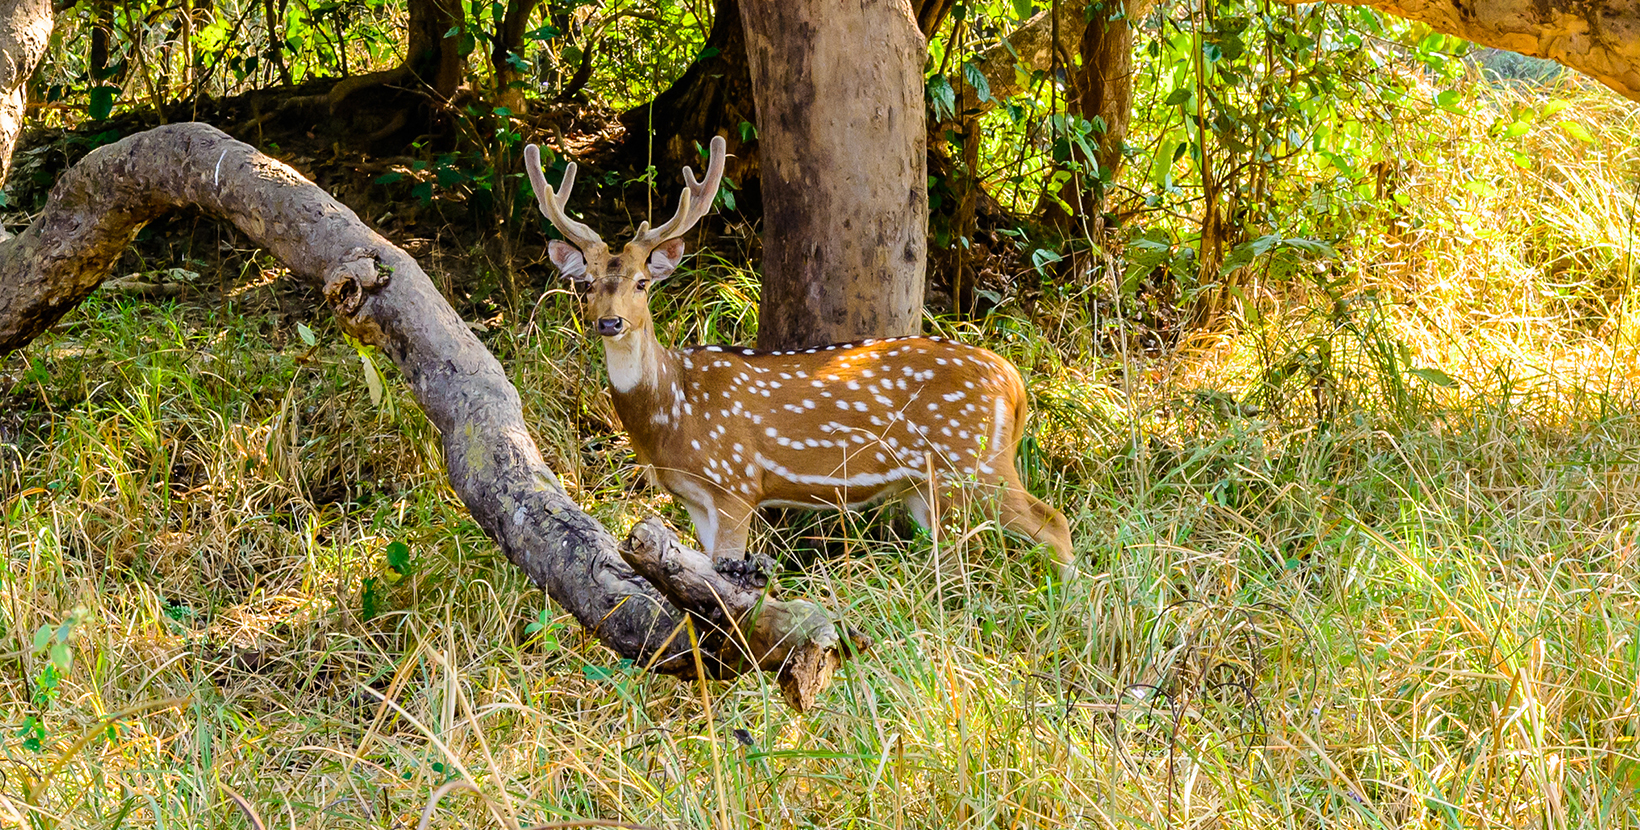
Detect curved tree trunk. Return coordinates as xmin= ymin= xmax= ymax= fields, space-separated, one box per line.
xmin=1317 ymin=0 xmax=1640 ymax=103
xmin=742 ymin=0 xmax=928 ymax=350
xmin=0 ymin=123 xmax=864 ymax=712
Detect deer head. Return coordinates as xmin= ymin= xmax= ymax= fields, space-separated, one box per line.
xmin=524 ymin=137 xmax=727 ymax=341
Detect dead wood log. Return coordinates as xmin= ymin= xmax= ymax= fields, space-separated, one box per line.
xmin=0 ymin=122 xmax=864 ymax=709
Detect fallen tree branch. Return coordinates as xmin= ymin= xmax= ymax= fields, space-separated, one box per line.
xmin=0 ymin=122 xmax=863 ymax=709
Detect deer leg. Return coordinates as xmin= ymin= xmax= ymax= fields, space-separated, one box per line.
xmin=678 ymin=497 xmax=722 ymax=558
xmin=903 ymin=488 xmax=934 ymax=533
xmin=707 ymin=496 xmax=779 ymax=581
xmin=710 ymin=499 xmax=757 ymax=561
xmin=907 ymin=476 xmax=972 ymax=549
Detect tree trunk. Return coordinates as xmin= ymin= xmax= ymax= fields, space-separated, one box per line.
xmin=1313 ymin=0 xmax=1640 ymax=103
xmin=1041 ymin=0 xmax=1144 ymax=234
xmin=0 ymin=123 xmax=865 ymax=712
xmin=0 ymin=0 xmax=52 ymax=185
xmin=490 ymin=0 xmax=542 ymax=113
xmin=619 ymin=0 xmax=953 ymax=213
xmin=741 ymin=0 xmax=928 ymax=350
xmin=406 ymin=0 xmax=466 ymax=101
xmin=618 ymin=0 xmax=758 ymax=196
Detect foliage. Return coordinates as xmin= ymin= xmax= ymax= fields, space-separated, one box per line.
xmin=5 ymin=120 xmax=1640 ymax=815
xmin=3 ymin=0 xmax=1640 ymax=826
xmin=30 ymin=0 xmax=711 ymax=127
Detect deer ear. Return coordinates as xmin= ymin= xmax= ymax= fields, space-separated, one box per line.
xmin=647 ymin=239 xmax=686 ymax=282
xmin=548 ymin=240 xmax=590 ymax=283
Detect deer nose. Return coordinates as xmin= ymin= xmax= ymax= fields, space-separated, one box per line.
xmin=597 ymin=317 xmax=626 ymax=336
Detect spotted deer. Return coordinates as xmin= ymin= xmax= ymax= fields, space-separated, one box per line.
xmin=524 ymin=137 xmax=1074 ymax=577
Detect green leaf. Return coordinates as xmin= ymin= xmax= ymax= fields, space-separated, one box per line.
xmin=49 ymin=642 xmax=72 ymax=672
xmin=1012 ymin=0 xmax=1034 ymax=18
xmin=1434 ymin=89 xmax=1463 ymax=113
xmin=525 ymin=609 xmax=549 ymax=635
xmin=1461 ymin=179 xmax=1497 ymax=198
xmin=1407 ymin=367 xmax=1459 ymax=388
xmin=927 ymin=74 xmax=955 ymax=122
xmin=358 ymin=348 xmax=385 ymax=406
xmin=32 ymin=624 xmax=52 ymax=651
xmin=386 ymin=541 xmax=412 ymax=577
xmin=1030 ymin=248 xmax=1062 ymax=275
xmin=360 ymin=577 xmax=382 ymax=621
xmin=411 ymin=181 xmax=434 ymax=204
xmin=88 ymin=85 xmax=119 ymax=121
xmin=962 ymin=61 xmax=992 ymax=103
xmin=373 ymin=171 xmax=403 ymax=184
xmin=296 ymin=322 xmax=318 ymax=347
xmin=1541 ymin=98 xmax=1570 ymax=117
xmin=1557 ymin=120 xmax=1594 ymax=143
xmin=522 ymin=25 xmax=558 ymax=40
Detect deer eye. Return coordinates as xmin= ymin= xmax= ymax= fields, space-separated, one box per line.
xmin=635 ymin=279 xmax=650 ymax=291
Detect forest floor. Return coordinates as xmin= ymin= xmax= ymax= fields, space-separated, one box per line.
xmin=2 ymin=78 xmax=1639 ymax=828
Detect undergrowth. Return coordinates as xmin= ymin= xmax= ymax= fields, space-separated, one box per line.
xmin=2 ymin=74 xmax=1639 ymax=830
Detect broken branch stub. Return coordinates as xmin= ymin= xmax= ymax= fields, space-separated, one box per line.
xmin=0 ymin=122 xmax=860 ymax=710
xmin=619 ymin=518 xmax=873 ymax=711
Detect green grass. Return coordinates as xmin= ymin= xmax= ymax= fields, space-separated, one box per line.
xmin=3 ymin=83 xmax=1640 ymax=830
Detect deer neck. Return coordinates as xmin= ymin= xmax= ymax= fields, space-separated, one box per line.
xmin=602 ymin=326 xmax=682 ymax=440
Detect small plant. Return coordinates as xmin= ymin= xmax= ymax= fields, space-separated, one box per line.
xmin=18 ymin=610 xmax=82 ymax=753
xmin=523 ymin=608 xmax=563 ymax=651
xmin=359 ymin=540 xmax=414 ymax=622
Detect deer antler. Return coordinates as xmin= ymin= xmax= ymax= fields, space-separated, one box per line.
xmin=524 ymin=143 xmax=606 ymax=253
xmin=631 ymin=135 xmax=727 ymax=251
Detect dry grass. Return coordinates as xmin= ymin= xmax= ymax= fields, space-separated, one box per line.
xmin=3 ymin=76 xmax=1640 ymax=829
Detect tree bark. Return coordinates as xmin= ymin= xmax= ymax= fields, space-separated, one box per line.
xmin=741 ymin=0 xmax=928 ymax=350
xmin=914 ymin=0 xmax=959 ymax=37
xmin=0 ymin=0 xmax=52 ymax=184
xmin=0 ymin=123 xmax=865 ymax=712
xmin=1317 ymin=0 xmax=1640 ymax=103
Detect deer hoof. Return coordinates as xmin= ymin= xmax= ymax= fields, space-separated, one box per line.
xmin=713 ymin=554 xmax=776 ymax=588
